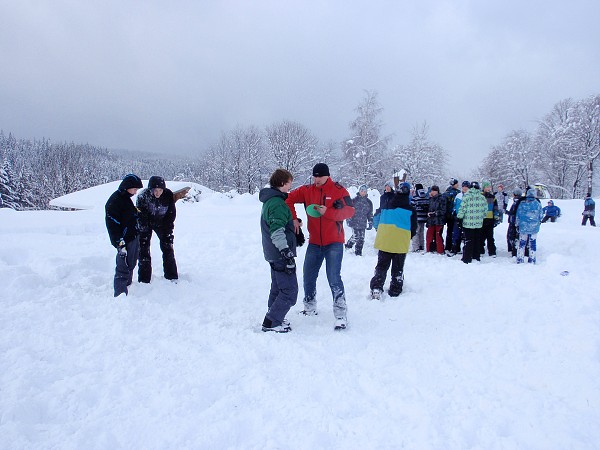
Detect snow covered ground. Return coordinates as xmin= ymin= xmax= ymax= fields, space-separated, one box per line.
xmin=1 ymin=183 xmax=599 ymax=449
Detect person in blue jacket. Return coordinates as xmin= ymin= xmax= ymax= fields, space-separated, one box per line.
xmin=515 ymin=188 xmax=543 ymax=264
xmin=541 ymin=200 xmax=561 ymax=223
xmin=582 ymin=193 xmax=596 ymax=226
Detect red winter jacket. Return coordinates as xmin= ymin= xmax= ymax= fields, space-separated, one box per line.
xmin=285 ymin=178 xmax=355 ymax=246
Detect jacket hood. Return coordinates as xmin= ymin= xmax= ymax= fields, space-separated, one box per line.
xmin=259 ymin=186 xmax=287 ymax=203
xmin=119 ymin=174 xmax=143 ymax=191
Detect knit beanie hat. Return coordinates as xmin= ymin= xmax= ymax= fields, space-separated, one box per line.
xmin=482 ymin=181 xmax=491 ymax=189
xmin=359 ymin=184 xmax=368 ymax=192
xmin=148 ymin=176 xmax=166 ymax=190
xmin=312 ymin=163 xmax=330 ymax=177
xmin=526 ymin=188 xmax=537 ymax=198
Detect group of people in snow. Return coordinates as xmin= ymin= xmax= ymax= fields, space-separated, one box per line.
xmin=105 ymin=175 xmax=179 ymax=298
xmin=104 ymin=167 xmax=596 ymax=333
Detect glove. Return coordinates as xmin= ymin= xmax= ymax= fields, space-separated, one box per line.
xmin=332 ymin=199 xmax=343 ymax=209
xmin=117 ymin=239 xmax=127 ymax=257
xmin=165 ymin=233 xmax=174 ymax=246
xmin=366 ymin=221 xmax=373 ymax=230
xmin=280 ymin=248 xmax=296 ymax=274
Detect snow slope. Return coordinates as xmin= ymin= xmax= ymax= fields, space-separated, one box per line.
xmin=1 ymin=185 xmax=599 ymax=449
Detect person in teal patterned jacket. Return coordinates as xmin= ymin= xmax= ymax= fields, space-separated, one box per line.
xmin=456 ymin=181 xmax=488 ymax=264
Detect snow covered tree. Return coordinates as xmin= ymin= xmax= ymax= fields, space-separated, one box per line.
xmin=341 ymin=90 xmax=390 ymax=187
xmin=265 ymin=120 xmax=319 ymax=176
xmin=535 ymin=99 xmax=579 ymax=198
xmin=566 ymin=94 xmax=600 ymax=196
xmin=481 ymin=129 xmax=539 ymax=189
xmin=229 ymin=125 xmax=268 ymax=194
xmin=392 ymin=122 xmax=447 ymax=187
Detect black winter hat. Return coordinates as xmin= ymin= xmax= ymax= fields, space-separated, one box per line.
xmin=461 ymin=180 xmax=470 ymax=187
xmin=415 ymin=183 xmax=424 ymax=190
xmin=312 ymin=163 xmax=330 ymax=177
xmin=450 ymin=178 xmax=458 ymax=186
xmin=470 ymin=181 xmax=480 ymax=190
xmin=149 ymin=176 xmax=166 ymax=189
xmin=119 ymin=174 xmax=143 ymax=190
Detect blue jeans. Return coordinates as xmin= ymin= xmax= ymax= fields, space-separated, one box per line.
xmin=303 ymin=243 xmax=347 ymax=319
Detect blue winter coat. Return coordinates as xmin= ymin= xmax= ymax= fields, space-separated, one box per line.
xmin=516 ymin=197 xmax=543 ymax=234
xmin=542 ymin=204 xmax=561 ymax=218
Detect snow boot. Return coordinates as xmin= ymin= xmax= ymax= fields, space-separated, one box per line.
xmin=334 ymin=318 xmax=347 ymax=330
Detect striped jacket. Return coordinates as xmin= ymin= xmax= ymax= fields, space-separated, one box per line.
xmin=374 ymin=192 xmax=417 ymax=254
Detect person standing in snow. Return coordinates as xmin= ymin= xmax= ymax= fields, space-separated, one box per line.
xmin=541 ymin=200 xmax=561 ymax=223
xmin=581 ymin=193 xmax=596 ymax=226
xmin=447 ymin=180 xmax=470 ymax=256
xmin=369 ymin=182 xmax=417 ymax=299
xmin=442 ymin=179 xmax=460 ymax=252
xmin=480 ymin=181 xmax=499 ymax=257
xmin=105 ymin=174 xmax=144 ymax=297
xmin=506 ymin=188 xmax=524 ymax=257
xmin=411 ymin=183 xmax=429 ymax=252
xmin=515 ymin=188 xmax=543 ymax=264
xmin=456 ymin=181 xmax=488 ymax=264
xmin=285 ymin=163 xmax=355 ymax=330
xmin=494 ymin=184 xmax=508 ymax=223
xmin=259 ymin=168 xmax=298 ymax=333
xmin=425 ymin=185 xmax=446 ymax=254
xmin=345 ymin=184 xmax=373 ymax=256
xmin=136 ymin=176 xmax=179 ymax=283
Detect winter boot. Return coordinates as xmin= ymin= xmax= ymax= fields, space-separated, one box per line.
xmin=262 ymin=317 xmax=291 ymax=333
xmin=370 ymin=289 xmax=382 ymax=300
xmin=334 ymin=318 xmax=347 ymax=330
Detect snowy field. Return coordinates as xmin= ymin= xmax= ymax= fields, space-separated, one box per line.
xmin=1 ymin=183 xmax=599 ymax=449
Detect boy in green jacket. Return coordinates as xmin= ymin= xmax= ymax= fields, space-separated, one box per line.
xmin=457 ymin=182 xmax=488 ymax=264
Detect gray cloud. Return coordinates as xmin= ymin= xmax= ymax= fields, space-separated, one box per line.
xmin=1 ymin=0 xmax=599 ymax=173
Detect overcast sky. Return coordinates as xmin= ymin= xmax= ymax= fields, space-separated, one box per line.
xmin=1 ymin=0 xmax=599 ymax=174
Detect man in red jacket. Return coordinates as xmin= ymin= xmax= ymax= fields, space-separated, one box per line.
xmin=285 ymin=163 xmax=355 ymax=330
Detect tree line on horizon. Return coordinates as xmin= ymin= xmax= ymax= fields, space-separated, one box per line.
xmin=1 ymin=91 xmax=598 ymax=210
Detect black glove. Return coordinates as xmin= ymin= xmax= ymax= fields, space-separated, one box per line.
xmin=280 ymin=248 xmax=296 ymax=274
xmin=457 ymin=218 xmax=463 ymax=228
xmin=295 ymin=228 xmax=305 ymax=247
xmin=332 ymin=199 xmax=343 ymax=209
xmin=117 ymin=239 xmax=127 ymax=257
xmin=366 ymin=221 xmax=373 ymax=230
xmin=165 ymin=233 xmax=174 ymax=245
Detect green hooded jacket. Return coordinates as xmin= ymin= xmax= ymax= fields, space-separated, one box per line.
xmin=457 ymin=188 xmax=488 ymax=229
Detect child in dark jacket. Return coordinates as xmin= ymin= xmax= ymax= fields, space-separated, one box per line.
xmin=136 ymin=176 xmax=179 ymax=283
xmin=425 ymin=185 xmax=446 ymax=254
xmin=105 ymin=174 xmax=144 ymax=297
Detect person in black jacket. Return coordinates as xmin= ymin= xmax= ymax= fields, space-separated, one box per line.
xmin=136 ymin=176 xmax=178 ymax=283
xmin=105 ymin=174 xmax=144 ymax=297
xmin=425 ymin=185 xmax=446 ymax=254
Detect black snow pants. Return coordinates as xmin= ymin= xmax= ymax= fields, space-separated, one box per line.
xmin=138 ymin=227 xmax=178 ymax=283
xmin=370 ymin=251 xmax=407 ymax=296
